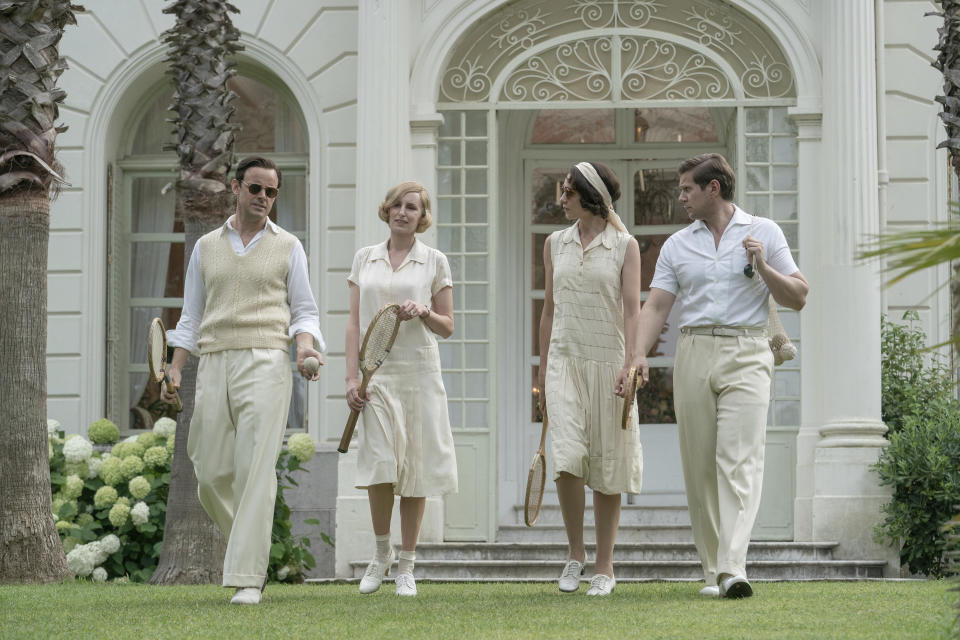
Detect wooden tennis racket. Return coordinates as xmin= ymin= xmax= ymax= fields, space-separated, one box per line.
xmin=620 ymin=366 xmax=637 ymax=430
xmin=338 ymin=303 xmax=402 ymax=454
xmin=523 ymin=401 xmax=548 ymax=527
xmin=148 ymin=317 xmax=181 ymax=412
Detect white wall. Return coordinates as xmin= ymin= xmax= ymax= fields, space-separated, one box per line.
xmin=881 ymin=0 xmax=951 ymax=345
xmin=51 ymin=0 xmax=360 ymax=439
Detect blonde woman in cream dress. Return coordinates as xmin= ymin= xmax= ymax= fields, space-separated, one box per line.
xmin=346 ymin=181 xmax=457 ymax=597
xmin=538 ymin=161 xmax=644 ymax=596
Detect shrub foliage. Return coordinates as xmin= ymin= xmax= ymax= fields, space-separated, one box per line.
xmin=876 ymin=313 xmax=960 ymax=577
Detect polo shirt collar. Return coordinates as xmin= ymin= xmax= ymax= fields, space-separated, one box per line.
xmin=691 ymin=205 xmax=751 ymax=233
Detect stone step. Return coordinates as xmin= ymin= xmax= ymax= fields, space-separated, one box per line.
xmin=515 ymin=504 xmax=691 ymax=527
xmin=410 ymin=541 xmax=839 ymax=563
xmin=350 ymin=558 xmax=886 ymax=582
xmin=498 ymin=524 xmax=695 ymax=543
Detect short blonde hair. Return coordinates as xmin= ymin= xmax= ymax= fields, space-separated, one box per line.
xmin=378 ymin=181 xmax=432 ymax=233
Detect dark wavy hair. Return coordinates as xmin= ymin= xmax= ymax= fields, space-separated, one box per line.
xmin=568 ymin=162 xmax=621 ymax=219
xmin=235 ymin=155 xmax=282 ymax=189
xmin=678 ymin=153 xmax=734 ymax=201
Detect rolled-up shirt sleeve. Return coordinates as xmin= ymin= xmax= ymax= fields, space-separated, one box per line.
xmin=166 ymin=242 xmax=205 ymax=355
xmin=287 ymin=241 xmax=326 ymax=352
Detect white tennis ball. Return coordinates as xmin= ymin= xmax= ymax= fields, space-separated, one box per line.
xmin=304 ymin=356 xmax=320 ymax=376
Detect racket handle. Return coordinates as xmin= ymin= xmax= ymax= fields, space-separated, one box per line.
xmin=339 ymin=374 xmax=372 ymax=453
xmin=338 ymin=410 xmax=360 ymax=453
xmin=163 ymin=375 xmax=182 ymax=413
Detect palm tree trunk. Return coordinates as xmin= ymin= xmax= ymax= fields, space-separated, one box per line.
xmin=0 ymin=191 xmax=71 ymax=583
xmin=149 ymin=188 xmax=233 ymax=584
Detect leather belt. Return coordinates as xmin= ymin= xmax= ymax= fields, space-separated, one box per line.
xmin=680 ymin=326 xmax=767 ymax=338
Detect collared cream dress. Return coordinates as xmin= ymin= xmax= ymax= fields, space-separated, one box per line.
xmin=546 ymin=221 xmax=643 ymax=495
xmin=348 ymin=239 xmax=458 ymax=497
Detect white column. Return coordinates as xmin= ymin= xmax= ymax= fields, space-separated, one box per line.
xmin=337 ymin=0 xmax=442 ymax=579
xmin=801 ymin=0 xmax=896 ymax=574
xmin=354 ymin=0 xmax=413 ymax=249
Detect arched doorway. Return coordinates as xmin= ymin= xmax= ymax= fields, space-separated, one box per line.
xmin=434 ymin=0 xmax=802 ymax=541
xmin=106 ymin=63 xmax=311 ymax=435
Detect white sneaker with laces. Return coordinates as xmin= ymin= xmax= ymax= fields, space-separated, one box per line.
xmin=558 ymin=559 xmax=584 ymax=592
xmin=359 ymin=548 xmax=394 ymax=594
xmin=585 ymin=574 xmax=615 ymax=596
xmin=699 ymin=585 xmax=720 ymax=597
xmin=395 ymin=573 xmax=417 ymax=596
xmin=230 ymin=587 xmax=261 ymax=605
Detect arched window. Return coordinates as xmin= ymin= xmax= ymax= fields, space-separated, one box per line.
xmin=108 ymin=65 xmax=310 ymax=432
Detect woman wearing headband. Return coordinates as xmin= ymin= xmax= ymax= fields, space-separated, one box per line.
xmin=538 ymin=161 xmax=644 ymax=596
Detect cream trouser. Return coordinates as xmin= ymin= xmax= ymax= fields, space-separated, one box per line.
xmin=673 ymin=333 xmax=772 ymax=585
xmin=186 ymin=348 xmax=292 ymax=588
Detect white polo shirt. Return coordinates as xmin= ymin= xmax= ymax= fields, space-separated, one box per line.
xmin=650 ymin=206 xmax=798 ymax=328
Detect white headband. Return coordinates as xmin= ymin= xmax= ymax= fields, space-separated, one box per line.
xmin=574 ymin=162 xmax=626 ymax=232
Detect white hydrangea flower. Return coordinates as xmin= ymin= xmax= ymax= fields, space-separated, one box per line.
xmin=131 ymin=501 xmax=150 ymax=526
xmin=277 ymin=565 xmax=290 ymax=581
xmin=47 ymin=419 xmax=61 ymax=438
xmin=91 ymin=567 xmax=108 ymax=583
xmin=287 ymin=433 xmax=315 ymax=463
xmin=153 ymin=417 xmax=177 ymax=438
xmin=128 ymin=475 xmax=151 ymax=500
xmin=63 ymin=437 xmax=93 ymax=463
xmin=63 ymin=474 xmax=84 ymax=500
xmin=66 ymin=544 xmax=96 ymax=577
xmin=87 ymin=456 xmax=102 ymax=479
xmin=99 ymin=534 xmax=121 ymax=555
xmin=123 ymin=434 xmax=139 ymax=444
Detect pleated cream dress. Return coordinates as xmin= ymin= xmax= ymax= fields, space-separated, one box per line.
xmin=546 ymin=221 xmax=643 ymax=495
xmin=348 ymin=239 xmax=458 ymax=497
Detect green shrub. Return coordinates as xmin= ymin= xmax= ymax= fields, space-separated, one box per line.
xmin=876 ymin=313 xmax=960 ymax=577
xmin=881 ymin=312 xmax=957 ymax=433
xmin=50 ymin=420 xmax=329 ymax=583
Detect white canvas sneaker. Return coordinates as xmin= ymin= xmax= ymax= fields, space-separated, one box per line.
xmin=395 ymin=573 xmax=417 ymax=596
xmin=230 ymin=587 xmax=261 ymax=605
xmin=558 ymin=559 xmax=584 ymax=592
xmin=359 ymin=548 xmax=395 ymax=594
xmin=699 ymin=585 xmax=720 ymax=597
xmin=585 ymin=574 xmax=615 ymax=596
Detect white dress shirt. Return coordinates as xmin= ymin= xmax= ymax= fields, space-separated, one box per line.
xmin=650 ymin=206 xmax=799 ymax=328
xmin=168 ymin=217 xmax=325 ymax=355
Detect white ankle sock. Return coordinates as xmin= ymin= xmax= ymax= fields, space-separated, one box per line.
xmin=398 ymin=550 xmax=415 ymax=576
xmin=375 ymin=533 xmax=392 ymax=561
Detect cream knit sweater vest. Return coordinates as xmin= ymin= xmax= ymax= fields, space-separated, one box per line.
xmin=197 ymin=227 xmax=296 ymax=354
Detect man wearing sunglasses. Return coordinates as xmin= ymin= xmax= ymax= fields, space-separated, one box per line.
xmin=162 ymin=155 xmax=325 ymax=605
xmin=633 ymin=153 xmax=808 ymax=600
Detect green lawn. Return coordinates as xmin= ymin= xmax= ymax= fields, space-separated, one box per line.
xmin=0 ymin=581 xmax=954 ymax=639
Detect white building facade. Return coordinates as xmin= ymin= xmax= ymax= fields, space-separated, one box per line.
xmin=50 ymin=0 xmax=949 ymax=577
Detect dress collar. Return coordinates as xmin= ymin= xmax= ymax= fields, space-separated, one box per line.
xmin=368 ymin=238 xmax=428 ymax=268
xmin=560 ymin=219 xmax=619 ymax=249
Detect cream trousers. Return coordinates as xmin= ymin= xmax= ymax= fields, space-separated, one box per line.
xmin=674 ymin=333 xmax=773 ymax=584
xmin=186 ymin=348 xmax=292 ymax=588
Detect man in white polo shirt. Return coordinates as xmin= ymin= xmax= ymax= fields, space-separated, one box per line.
xmin=161 ymin=156 xmax=325 ymax=605
xmin=635 ymin=153 xmax=808 ymax=599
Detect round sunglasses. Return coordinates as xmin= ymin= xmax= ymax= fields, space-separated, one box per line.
xmin=240 ymin=180 xmax=279 ymax=199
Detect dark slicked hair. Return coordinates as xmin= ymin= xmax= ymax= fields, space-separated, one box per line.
xmin=678 ymin=153 xmax=735 ymax=200
xmin=235 ymin=155 xmax=282 ymax=188
xmin=568 ymin=161 xmax=621 ymax=219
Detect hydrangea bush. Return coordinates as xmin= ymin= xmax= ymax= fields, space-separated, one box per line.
xmin=49 ymin=417 xmax=326 ymax=583
xmin=49 ymin=418 xmax=168 ymax=582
